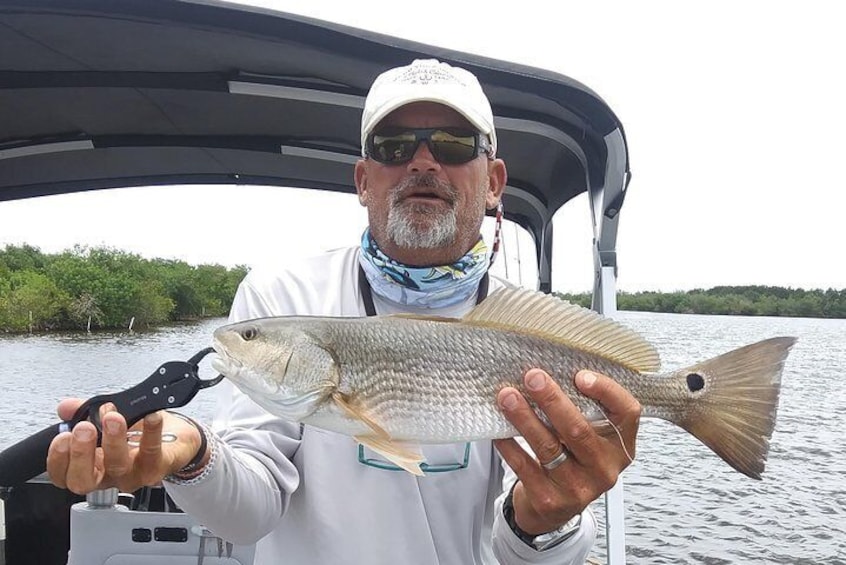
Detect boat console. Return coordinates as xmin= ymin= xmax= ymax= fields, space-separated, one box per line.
xmin=2 ymin=477 xmax=255 ymax=565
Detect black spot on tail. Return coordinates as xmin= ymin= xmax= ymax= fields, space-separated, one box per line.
xmin=686 ymin=373 xmax=705 ymax=392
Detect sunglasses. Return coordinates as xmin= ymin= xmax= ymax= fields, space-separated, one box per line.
xmin=366 ymin=127 xmax=492 ymax=165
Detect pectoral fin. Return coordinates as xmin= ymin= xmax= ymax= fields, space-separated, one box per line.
xmin=332 ymin=392 xmax=426 ymax=475
xmin=332 ymin=392 xmax=391 ymax=440
xmin=355 ymin=435 xmax=426 ymax=476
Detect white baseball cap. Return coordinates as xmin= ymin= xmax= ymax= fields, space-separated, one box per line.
xmin=360 ymin=59 xmax=497 ymax=157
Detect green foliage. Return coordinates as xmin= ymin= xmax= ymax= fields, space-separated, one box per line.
xmin=553 ymin=287 xmax=846 ymax=318
xmin=0 ymin=269 xmax=69 ymax=331
xmin=555 ymin=292 xmax=592 ymax=308
xmin=0 ymin=243 xmax=48 ymax=272
xmin=0 ymin=244 xmax=247 ymax=333
xmin=128 ymin=281 xmax=175 ymax=328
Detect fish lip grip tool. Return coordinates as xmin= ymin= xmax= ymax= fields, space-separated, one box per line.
xmin=0 ymin=347 xmax=223 ymax=488
xmin=68 ymin=347 xmax=222 ymax=435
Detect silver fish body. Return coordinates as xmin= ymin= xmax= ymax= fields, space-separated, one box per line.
xmin=212 ymin=287 xmax=796 ymax=478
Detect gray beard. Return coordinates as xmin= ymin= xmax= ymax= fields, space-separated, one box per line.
xmin=386 ymin=176 xmax=458 ymax=249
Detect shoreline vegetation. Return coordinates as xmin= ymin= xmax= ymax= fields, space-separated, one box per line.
xmin=2 ymin=244 xmax=843 ymax=334
xmin=0 ymin=244 xmax=246 ymax=333
xmin=555 ymin=287 xmax=846 ymax=319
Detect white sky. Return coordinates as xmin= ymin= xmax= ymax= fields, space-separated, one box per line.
xmin=1 ymin=0 xmax=844 ymax=292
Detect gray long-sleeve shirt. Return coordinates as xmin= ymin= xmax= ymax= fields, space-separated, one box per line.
xmin=165 ymin=246 xmax=596 ymax=564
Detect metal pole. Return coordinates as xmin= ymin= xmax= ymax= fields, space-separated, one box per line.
xmin=0 ymin=491 xmax=6 ymax=565
xmin=605 ymin=481 xmax=627 ymax=565
xmin=597 ymin=264 xmax=626 ymax=564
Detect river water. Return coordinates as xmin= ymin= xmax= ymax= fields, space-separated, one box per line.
xmin=0 ymin=312 xmax=843 ymax=564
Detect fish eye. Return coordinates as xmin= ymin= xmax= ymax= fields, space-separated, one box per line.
xmin=240 ymin=326 xmax=259 ymax=341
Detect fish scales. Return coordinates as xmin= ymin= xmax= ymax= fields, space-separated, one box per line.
xmin=315 ymin=317 xmax=637 ymax=442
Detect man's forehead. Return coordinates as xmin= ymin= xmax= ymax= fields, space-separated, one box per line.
xmin=378 ymin=102 xmax=474 ymax=128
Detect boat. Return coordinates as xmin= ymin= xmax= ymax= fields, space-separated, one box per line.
xmin=0 ymin=0 xmax=631 ymax=563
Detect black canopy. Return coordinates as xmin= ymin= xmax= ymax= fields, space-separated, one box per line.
xmin=0 ymin=0 xmax=630 ymax=291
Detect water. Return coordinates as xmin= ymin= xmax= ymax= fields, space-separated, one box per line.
xmin=591 ymin=312 xmax=846 ymax=564
xmin=1 ymin=313 xmax=844 ymax=564
xmin=0 ymin=319 xmax=224 ymax=442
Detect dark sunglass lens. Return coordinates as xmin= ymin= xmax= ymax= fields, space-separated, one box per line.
xmin=370 ymin=131 xmax=417 ymax=163
xmin=429 ymin=130 xmax=477 ymax=164
xmin=369 ymin=128 xmax=481 ymax=164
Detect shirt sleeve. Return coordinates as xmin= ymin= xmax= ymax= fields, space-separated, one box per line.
xmin=491 ymin=447 xmax=597 ymax=564
xmin=164 ymin=273 xmax=304 ymax=545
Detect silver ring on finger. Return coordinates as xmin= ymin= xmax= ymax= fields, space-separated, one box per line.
xmin=541 ymin=447 xmax=569 ymax=471
xmin=126 ymin=430 xmax=178 ymax=447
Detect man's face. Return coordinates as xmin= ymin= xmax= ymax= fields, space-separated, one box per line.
xmin=354 ymin=102 xmax=506 ymax=266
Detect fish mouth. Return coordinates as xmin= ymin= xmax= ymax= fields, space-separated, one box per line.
xmin=210 ymin=341 xmax=283 ymax=399
xmin=212 ymin=354 xmax=279 ymax=400
xmin=211 ymin=343 xmax=242 ymax=380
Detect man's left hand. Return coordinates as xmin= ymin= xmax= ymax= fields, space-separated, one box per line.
xmin=494 ymin=369 xmax=641 ymax=535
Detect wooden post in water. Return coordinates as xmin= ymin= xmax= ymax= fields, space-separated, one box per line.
xmin=87 ymin=315 xmax=92 ymax=333
xmin=28 ymin=311 xmax=32 ymax=334
xmin=128 ymin=317 xmax=135 ymax=333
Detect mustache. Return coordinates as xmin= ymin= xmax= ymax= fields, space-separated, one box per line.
xmin=390 ymin=174 xmax=458 ymax=206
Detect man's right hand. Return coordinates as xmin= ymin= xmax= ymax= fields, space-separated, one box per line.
xmin=46 ymin=399 xmax=206 ymax=494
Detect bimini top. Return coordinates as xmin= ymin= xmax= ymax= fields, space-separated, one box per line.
xmin=0 ymin=0 xmax=630 ymax=291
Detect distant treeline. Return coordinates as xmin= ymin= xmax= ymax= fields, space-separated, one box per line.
xmin=555 ymin=286 xmax=846 ymax=319
xmin=0 ymin=244 xmax=248 ymax=333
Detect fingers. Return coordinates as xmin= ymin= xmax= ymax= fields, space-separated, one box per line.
xmin=493 ymin=437 xmax=547 ymax=487
xmin=527 ymin=369 xmax=606 ymax=464
xmin=101 ymin=406 xmax=131 ymax=477
xmin=496 ymin=367 xmax=642 ymax=535
xmin=49 ymin=399 xmax=104 ymax=493
xmin=49 ymin=399 xmax=182 ymax=494
xmin=575 ymin=370 xmax=642 ymax=422
xmin=500 ymin=369 xmax=605 ymax=467
xmin=57 ymin=398 xmax=84 ymax=421
xmin=575 ymin=370 xmax=641 ymax=461
xmin=497 ymin=374 xmax=573 ymax=467
xmin=46 ymin=432 xmax=72 ymax=489
xmin=498 ymin=368 xmax=637 ymax=481
xmin=64 ymin=421 xmax=104 ymax=494
xmin=493 ymin=436 xmax=575 ymax=535
xmin=134 ymin=412 xmax=166 ymax=484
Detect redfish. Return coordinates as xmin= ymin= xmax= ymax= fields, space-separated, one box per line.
xmin=212 ymin=287 xmax=796 ymax=478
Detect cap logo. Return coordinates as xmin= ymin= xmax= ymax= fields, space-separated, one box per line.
xmin=396 ymin=65 xmax=467 ymax=87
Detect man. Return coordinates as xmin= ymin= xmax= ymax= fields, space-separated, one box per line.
xmin=47 ymin=59 xmax=641 ymax=564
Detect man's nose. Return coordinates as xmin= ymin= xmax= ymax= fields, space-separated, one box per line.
xmin=406 ymin=140 xmax=441 ymax=173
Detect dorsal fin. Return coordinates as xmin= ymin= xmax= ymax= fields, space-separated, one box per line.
xmin=462 ymin=287 xmax=661 ymax=373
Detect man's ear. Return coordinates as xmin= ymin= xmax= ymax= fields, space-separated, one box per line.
xmin=354 ymin=159 xmax=368 ymax=206
xmin=485 ymin=158 xmax=508 ymax=209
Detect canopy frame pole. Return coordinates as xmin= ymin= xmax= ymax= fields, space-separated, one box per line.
xmin=589 ymin=130 xmax=631 ymax=564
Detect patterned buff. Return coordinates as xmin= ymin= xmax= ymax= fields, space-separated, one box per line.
xmin=359 ymin=228 xmax=489 ymax=309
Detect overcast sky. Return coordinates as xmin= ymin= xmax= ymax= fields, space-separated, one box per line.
xmin=1 ymin=1 xmax=843 ymax=292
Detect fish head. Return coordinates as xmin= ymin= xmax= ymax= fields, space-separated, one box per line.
xmin=212 ymin=318 xmax=338 ymax=421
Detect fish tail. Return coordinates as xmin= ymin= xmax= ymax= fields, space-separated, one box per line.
xmin=669 ymin=336 xmax=797 ymax=479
